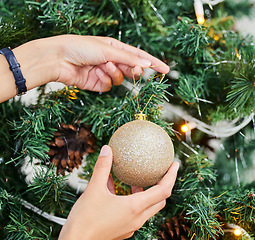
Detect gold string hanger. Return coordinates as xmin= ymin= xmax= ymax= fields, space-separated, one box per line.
xmin=132 ymin=67 xmax=166 ymax=120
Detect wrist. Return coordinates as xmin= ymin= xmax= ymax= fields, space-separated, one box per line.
xmin=13 ymin=37 xmax=61 ymax=91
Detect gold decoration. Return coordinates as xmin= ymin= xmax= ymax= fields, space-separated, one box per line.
xmin=109 ymin=119 xmax=174 ymax=187
xmin=134 ymin=113 xmax=147 ymax=120
xmin=58 ymin=86 xmax=79 ymax=100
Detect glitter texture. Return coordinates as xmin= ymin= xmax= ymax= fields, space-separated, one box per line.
xmin=109 ymin=120 xmax=174 ymax=187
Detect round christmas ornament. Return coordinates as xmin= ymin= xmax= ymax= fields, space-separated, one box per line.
xmin=109 ymin=114 xmax=174 ymax=187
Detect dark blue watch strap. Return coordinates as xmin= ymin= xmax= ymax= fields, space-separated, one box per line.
xmin=0 ymin=47 xmax=27 ymax=95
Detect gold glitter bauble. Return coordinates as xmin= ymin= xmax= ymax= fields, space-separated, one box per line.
xmin=109 ymin=119 xmax=174 ymax=187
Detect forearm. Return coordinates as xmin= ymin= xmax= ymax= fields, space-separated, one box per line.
xmin=0 ymin=38 xmax=60 ymax=103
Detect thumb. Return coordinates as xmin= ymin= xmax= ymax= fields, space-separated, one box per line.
xmin=90 ymin=145 xmax=113 ymax=186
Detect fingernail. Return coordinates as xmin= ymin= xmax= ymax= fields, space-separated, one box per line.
xmin=99 ymin=145 xmax=112 ymax=156
xmin=140 ymin=59 xmax=151 ymax=68
xmin=108 ymin=62 xmax=116 ymax=72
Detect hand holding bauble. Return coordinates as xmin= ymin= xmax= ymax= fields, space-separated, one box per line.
xmin=109 ymin=114 xmax=175 ymax=187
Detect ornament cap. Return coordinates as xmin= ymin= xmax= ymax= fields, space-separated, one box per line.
xmin=134 ymin=113 xmax=147 ymax=120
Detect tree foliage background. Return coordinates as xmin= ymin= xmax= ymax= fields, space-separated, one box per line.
xmin=0 ymin=0 xmax=255 ymax=239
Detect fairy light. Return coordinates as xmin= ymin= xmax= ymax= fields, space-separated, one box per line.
xmin=194 ymin=0 xmax=205 ymax=24
xmin=181 ymin=124 xmax=189 ymax=133
xmin=194 ymin=0 xmax=225 ymax=25
xmin=197 ymin=16 xmax=205 ymax=24
xmin=223 ymin=223 xmax=251 ymax=239
xmin=234 ymin=228 xmax=242 ymax=236
xmin=181 ymin=122 xmax=197 ymax=133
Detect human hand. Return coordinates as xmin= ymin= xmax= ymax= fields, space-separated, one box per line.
xmin=1 ymin=35 xmax=169 ymax=102
xmin=48 ymin=35 xmax=170 ymax=92
xmin=58 ymin=145 xmax=179 ymax=240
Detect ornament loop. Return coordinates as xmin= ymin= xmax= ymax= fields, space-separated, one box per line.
xmin=134 ymin=113 xmax=147 ymax=120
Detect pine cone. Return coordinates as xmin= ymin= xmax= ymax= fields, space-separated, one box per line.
xmin=158 ymin=213 xmax=223 ymax=240
xmin=47 ymin=122 xmax=96 ymax=174
xmin=158 ymin=213 xmax=191 ymax=240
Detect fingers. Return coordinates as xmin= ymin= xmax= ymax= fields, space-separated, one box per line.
xmin=98 ymin=37 xmax=170 ymax=74
xmin=95 ymin=68 xmax=112 ymax=91
xmin=98 ymin=62 xmax=142 ymax=88
xmin=90 ymin=145 xmax=113 ymax=186
xmin=104 ymin=46 xmax=152 ymax=70
xmin=78 ymin=62 xmax=143 ymax=92
xmin=79 ymin=66 xmax=112 ymax=92
xmin=98 ymin=62 xmax=124 ymax=86
xmin=105 ymin=62 xmax=124 ymax=86
xmin=134 ymin=162 xmax=179 ymax=209
xmin=100 ymin=62 xmax=143 ymax=81
xmin=117 ymin=64 xmax=143 ymax=80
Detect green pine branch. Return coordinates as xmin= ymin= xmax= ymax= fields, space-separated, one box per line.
xmin=176 ymin=151 xmax=217 ymax=197
xmin=168 ymin=17 xmax=212 ymax=64
xmin=226 ymin=75 xmax=255 ymax=115
xmin=220 ymin=189 xmax=255 ymax=231
xmin=175 ymin=69 xmax=208 ymax=104
xmin=27 ymin=166 xmax=75 ymax=214
xmin=5 ymin=212 xmax=50 ymax=240
xmin=186 ymin=192 xmax=223 ymax=240
xmin=10 ymin=98 xmax=67 ymax=164
xmin=0 ymin=100 xmax=24 ymax=155
xmin=75 ymin=75 xmax=173 ymax=140
xmin=171 ymin=151 xmax=221 ymax=239
xmin=1 ymin=0 xmax=255 ymax=121
xmin=26 ymin=0 xmax=84 ymax=33
xmin=1 ymin=0 xmax=255 ymax=238
xmin=0 ymin=188 xmax=52 ymax=240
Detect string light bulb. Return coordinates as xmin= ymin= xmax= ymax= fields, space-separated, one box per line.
xmin=233 ymin=228 xmax=242 ymax=236
xmin=181 ymin=122 xmax=197 ymax=133
xmin=181 ymin=124 xmax=189 ymax=133
xmin=194 ymin=0 xmax=205 ymax=24
xmin=197 ymin=16 xmax=205 ymax=25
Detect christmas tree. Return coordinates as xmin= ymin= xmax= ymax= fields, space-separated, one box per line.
xmin=1 ymin=0 xmax=255 ymax=239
